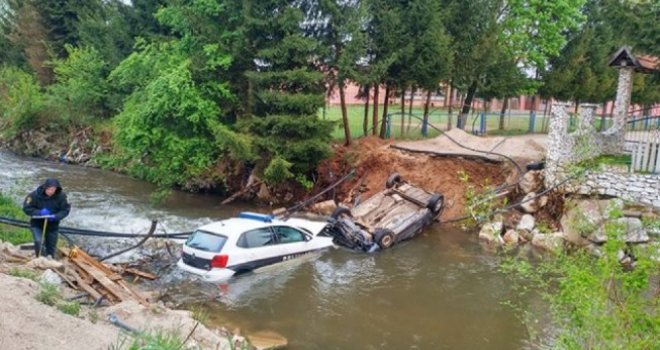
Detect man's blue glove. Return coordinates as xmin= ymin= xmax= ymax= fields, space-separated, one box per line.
xmin=46 ymin=214 xmax=57 ymax=222
xmin=38 ymin=208 xmax=51 ymax=215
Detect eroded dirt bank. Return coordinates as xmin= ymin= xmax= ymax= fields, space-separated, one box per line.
xmin=317 ymin=136 xmax=511 ymax=221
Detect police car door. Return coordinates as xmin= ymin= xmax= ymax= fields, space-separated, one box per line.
xmin=272 ymin=225 xmax=312 ymax=262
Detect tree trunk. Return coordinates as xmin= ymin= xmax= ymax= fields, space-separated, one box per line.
xmin=372 ymin=84 xmax=379 ymax=136
xmin=499 ymin=98 xmax=509 ymax=130
xmin=459 ymin=81 xmax=478 ymax=129
xmin=443 ymin=84 xmax=450 ymax=108
xmin=362 ymin=84 xmax=370 ymax=136
xmin=339 ymin=82 xmax=352 ymax=146
xmin=422 ymin=90 xmax=431 ymax=136
xmin=529 ymin=94 xmax=537 ymax=132
xmin=599 ymin=102 xmax=606 ymax=131
xmin=379 ymin=84 xmax=390 ymax=138
xmin=407 ymin=86 xmax=415 ymax=133
xmin=447 ymin=83 xmax=454 ymax=130
xmin=541 ymin=99 xmax=550 ymax=132
xmin=400 ymin=87 xmax=405 ymax=137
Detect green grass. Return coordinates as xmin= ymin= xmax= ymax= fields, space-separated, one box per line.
xmin=7 ymin=267 xmax=39 ymax=281
xmin=0 ymin=192 xmax=32 ymax=245
xmin=36 ymin=282 xmax=62 ymax=306
xmin=319 ymin=104 xmax=550 ymax=140
xmin=57 ymin=301 xmax=81 ymax=317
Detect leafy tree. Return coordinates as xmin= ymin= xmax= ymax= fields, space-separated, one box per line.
xmin=107 ymin=0 xmax=251 ymax=190
xmin=310 ymin=0 xmax=368 ymax=146
xmin=0 ymin=66 xmax=45 ymax=137
xmin=399 ymin=0 xmax=452 ymax=136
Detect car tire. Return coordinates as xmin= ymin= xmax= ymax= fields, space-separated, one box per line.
xmin=374 ymin=228 xmax=395 ymax=249
xmin=427 ymin=193 xmax=444 ymax=215
xmin=385 ymin=173 xmax=402 ymax=189
xmin=330 ymin=206 xmax=352 ymax=220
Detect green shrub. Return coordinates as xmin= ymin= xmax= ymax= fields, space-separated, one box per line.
xmin=36 ymin=282 xmax=62 ymax=306
xmin=57 ymin=301 xmax=81 ymax=316
xmin=263 ymin=156 xmax=294 ymax=184
xmin=0 ymin=66 xmax=45 ymax=137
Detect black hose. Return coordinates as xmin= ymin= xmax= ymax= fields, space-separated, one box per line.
xmin=0 ymin=216 xmax=191 ymax=239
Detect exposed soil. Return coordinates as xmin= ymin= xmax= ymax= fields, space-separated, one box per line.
xmin=317 ymin=136 xmax=511 ymax=221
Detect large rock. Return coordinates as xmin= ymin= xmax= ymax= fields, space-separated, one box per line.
xmin=311 ymin=200 xmax=337 ymax=216
xmin=503 ymin=230 xmax=520 ymax=245
xmin=517 ymin=214 xmax=536 ymax=231
xmin=248 ymin=330 xmax=288 ymax=350
xmin=531 ymin=232 xmax=565 ymax=253
xmin=478 ymin=221 xmax=504 ymax=245
xmin=503 ymin=211 xmax=522 ymax=230
xmin=617 ymin=217 xmax=649 ymax=243
xmin=520 ymin=192 xmax=548 ymax=213
xmin=40 ymin=269 xmax=63 ymax=285
xmin=519 ymin=170 xmax=544 ymax=194
xmin=560 ymin=199 xmax=607 ymax=245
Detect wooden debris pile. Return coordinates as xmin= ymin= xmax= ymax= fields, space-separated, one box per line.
xmin=59 ymin=247 xmax=155 ymax=305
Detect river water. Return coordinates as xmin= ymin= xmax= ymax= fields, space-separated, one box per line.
xmin=1 ymin=151 xmax=543 ymax=349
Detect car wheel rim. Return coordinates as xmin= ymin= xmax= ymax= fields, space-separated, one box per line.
xmin=382 ymin=236 xmax=392 ymax=247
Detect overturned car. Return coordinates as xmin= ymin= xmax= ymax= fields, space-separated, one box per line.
xmin=326 ymin=173 xmax=444 ymax=252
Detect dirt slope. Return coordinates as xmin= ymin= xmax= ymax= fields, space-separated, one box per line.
xmin=0 ymin=273 xmax=120 ymax=350
xmin=318 ymin=137 xmax=510 ymax=221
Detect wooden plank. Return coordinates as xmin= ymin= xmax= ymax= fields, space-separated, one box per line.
xmin=124 ymin=268 xmax=157 ymax=280
xmin=71 ymin=271 xmax=104 ymax=302
xmin=72 ymin=258 xmax=134 ymax=302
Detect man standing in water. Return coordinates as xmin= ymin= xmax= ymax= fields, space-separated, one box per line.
xmin=22 ymin=178 xmax=71 ymax=258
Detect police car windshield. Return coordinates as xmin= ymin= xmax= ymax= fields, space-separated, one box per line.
xmin=186 ymin=230 xmax=228 ymax=252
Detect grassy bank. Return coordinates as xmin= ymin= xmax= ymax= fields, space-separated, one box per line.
xmin=0 ymin=192 xmax=32 ymax=245
xmin=501 ymin=217 xmax=659 ymax=349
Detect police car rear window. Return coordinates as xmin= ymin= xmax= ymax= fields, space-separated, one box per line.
xmin=185 ymin=230 xmax=228 ymax=253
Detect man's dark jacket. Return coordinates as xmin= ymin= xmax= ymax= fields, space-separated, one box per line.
xmin=22 ymin=178 xmax=71 ymax=229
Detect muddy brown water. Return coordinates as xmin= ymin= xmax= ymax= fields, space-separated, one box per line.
xmin=1 ymin=151 xmax=546 ymax=349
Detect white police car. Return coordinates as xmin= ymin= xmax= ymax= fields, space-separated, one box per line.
xmin=177 ymin=212 xmax=334 ymax=282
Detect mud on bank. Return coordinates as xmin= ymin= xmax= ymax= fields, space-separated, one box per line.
xmin=317 ymin=137 xmax=510 ymax=221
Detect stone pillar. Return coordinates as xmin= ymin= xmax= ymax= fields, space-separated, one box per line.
xmin=545 ymin=103 xmax=572 ymax=187
xmin=578 ymin=104 xmax=598 ymax=134
xmin=605 ymin=67 xmax=634 ymax=151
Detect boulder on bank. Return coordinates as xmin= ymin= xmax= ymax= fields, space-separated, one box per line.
xmin=519 ymin=170 xmax=544 ymax=194
xmin=520 ymin=192 xmax=548 ymax=213
xmin=517 ymin=214 xmax=535 ymax=231
xmin=478 ymin=221 xmax=504 ymax=245
xmin=503 ymin=230 xmax=520 ymax=245
xmin=531 ymin=232 xmax=565 ymax=253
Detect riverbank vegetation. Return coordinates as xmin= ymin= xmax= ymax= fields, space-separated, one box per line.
xmin=0 ymin=0 xmax=657 ymax=195
xmin=0 ymin=192 xmax=31 ymax=245
xmin=502 ymin=211 xmax=659 ymax=349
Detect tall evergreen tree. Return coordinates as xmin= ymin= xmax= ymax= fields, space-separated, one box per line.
xmin=241 ymin=0 xmax=333 ymax=180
